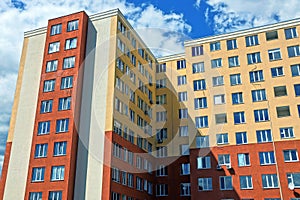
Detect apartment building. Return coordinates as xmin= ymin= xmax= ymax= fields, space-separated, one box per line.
xmin=1 ymin=8 xmax=300 ymax=200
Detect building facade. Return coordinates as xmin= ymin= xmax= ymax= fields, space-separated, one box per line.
xmin=1 ymin=9 xmax=300 ymax=200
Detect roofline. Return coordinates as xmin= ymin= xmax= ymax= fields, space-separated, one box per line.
xmin=185 ymin=17 xmax=300 ymax=47
xmin=157 ymin=53 xmax=185 ymax=62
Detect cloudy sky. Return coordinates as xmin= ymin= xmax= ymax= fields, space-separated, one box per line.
xmin=1 ymin=0 xmax=300 ymax=172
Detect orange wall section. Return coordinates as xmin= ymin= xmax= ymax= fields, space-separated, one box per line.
xmin=24 ymin=11 xmax=88 ymax=200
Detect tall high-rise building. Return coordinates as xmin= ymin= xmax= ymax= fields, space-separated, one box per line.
xmin=1 ymin=9 xmax=300 ymax=200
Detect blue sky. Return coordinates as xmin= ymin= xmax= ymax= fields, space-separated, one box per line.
xmin=1 ymin=0 xmax=300 ymax=173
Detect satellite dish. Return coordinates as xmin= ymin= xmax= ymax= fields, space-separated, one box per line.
xmin=288 ymin=182 xmax=295 ymax=190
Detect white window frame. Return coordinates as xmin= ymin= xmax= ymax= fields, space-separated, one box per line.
xmin=51 ymin=166 xmax=65 ymax=181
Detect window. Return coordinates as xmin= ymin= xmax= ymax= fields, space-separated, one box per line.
xmin=46 ymin=60 xmax=58 ymax=72
xmin=56 ymin=118 xmax=69 ymax=133
xmin=156 ymin=111 xmax=167 ymax=122
xmin=193 ymin=79 xmax=206 ymax=91
xmin=48 ymin=191 xmax=62 ymax=200
xmin=212 ymin=76 xmax=224 ymax=86
xmin=156 ymin=63 xmax=166 ymax=73
xmin=40 ymin=100 xmax=53 ymax=113
xmin=61 ymin=76 xmax=73 ymax=89
xmin=65 ymin=38 xmax=77 ymax=50
xmin=291 ymin=64 xmax=300 ymax=76
xmin=197 ymin=156 xmax=211 ymax=169
xmin=156 ymin=128 xmax=167 ymax=142
xmin=156 ymin=146 xmax=168 ymax=158
xmin=211 ymin=58 xmax=222 ymax=68
xmin=227 ymin=39 xmax=237 ymax=50
xmin=53 ymin=141 xmax=67 ymax=156
xmin=32 ymin=167 xmax=45 ymax=182
xmin=256 ymin=130 xmax=272 ymax=143
xmin=127 ymin=173 xmax=134 ymax=187
xmin=295 ymin=84 xmax=300 ymax=96
xmin=113 ymin=143 xmax=122 ymax=159
xmin=156 ymin=94 xmax=166 ymax=104
xmin=111 ymin=192 xmax=120 ymax=200
xmin=117 ymin=38 xmax=125 ymax=53
xmin=192 ymin=62 xmax=205 ymax=73
xmin=259 ymin=151 xmax=275 ymax=165
xmin=156 ymin=165 xmax=168 ymax=176
xmin=51 ymin=166 xmax=65 ymax=181
xmin=215 ymin=113 xmax=227 ymax=124
xmin=218 ymin=154 xmax=230 ymax=166
xmin=232 ymin=92 xmax=243 ymax=104
xmin=285 ymin=27 xmax=298 ymax=39
xmin=284 ymin=150 xmax=299 ymax=162
xmin=268 ymin=48 xmax=281 ymax=61
xmin=288 ymin=45 xmax=300 ymax=57
xmin=217 ymin=133 xmax=229 ymax=145
xmin=240 ymin=176 xmax=253 ymax=189
xmin=156 ymin=78 xmax=166 ymax=88
xmin=48 ymin=42 xmax=60 ymax=53
xmin=156 ymin=184 xmax=168 ymax=196
xmin=35 ymin=144 xmax=48 ymax=158
xmin=249 ymin=70 xmax=264 ymax=82
xmin=129 ymin=110 xmax=135 ymax=122
xmin=63 ymin=56 xmax=75 ymax=69
xmin=236 ymin=132 xmax=248 ymax=145
xmin=177 ymin=60 xmax=186 ymax=69
xmin=210 ymin=41 xmax=221 ymax=51
xmin=130 ymin=54 xmax=136 ymax=66
xmin=192 ymin=45 xmax=203 ymax=56
xmin=214 ymin=94 xmax=225 ymax=105
xmin=196 ymin=136 xmax=209 ymax=148
xmin=271 ymin=66 xmax=284 ymax=77
xmin=181 ymin=163 xmax=190 ymax=175
xmin=179 ymin=109 xmax=188 ymax=119
xmin=230 ymin=74 xmax=241 ymax=85
xmin=234 ymin=111 xmax=245 ymax=124
xmin=177 ymin=75 xmax=187 ymax=85
xmin=252 ymin=89 xmax=267 ymax=102
xmin=121 ymin=171 xmax=127 ymax=185
xmin=220 ymin=176 xmax=233 ymax=190
xmin=58 ymin=97 xmax=71 ymax=111
xmin=262 ymin=174 xmax=278 ymax=188
xmin=179 ymin=126 xmax=188 ymax=137
xmin=44 ymin=79 xmax=55 ymax=92
xmin=136 ymin=177 xmax=142 ymax=190
xmin=195 ymin=116 xmax=208 ymax=128
xmin=50 ymin=24 xmax=62 ymax=36
xmin=178 ymin=92 xmax=187 ymax=102
xmin=228 ymin=56 xmax=240 ymax=67
xmin=238 ymin=153 xmax=250 ymax=166
xmin=116 ymin=58 xmax=124 ymax=72
xmin=180 ymin=183 xmax=191 ymax=196
xmin=254 ymin=109 xmax=269 ymax=122
xmin=29 ymin=192 xmax=42 ymax=200
xmin=274 ymin=86 xmax=287 ymax=97
xmin=280 ymin=127 xmax=294 ymax=139
xmin=276 ymin=106 xmax=291 ymax=118
xmin=198 ymin=177 xmax=212 ymax=191
xmin=245 ymin=35 xmax=259 ymax=47
xmin=266 ymin=31 xmax=278 ymax=41
xmin=287 ymin=173 xmax=300 ymax=188
xmin=298 ymin=105 xmax=300 ymax=117
xmin=38 ymin=121 xmax=50 ymax=135
xmin=67 ymin=20 xmax=79 ymax=31
xmin=247 ymin=52 xmax=261 ymax=64
xmin=194 ymin=97 xmax=207 ymax=109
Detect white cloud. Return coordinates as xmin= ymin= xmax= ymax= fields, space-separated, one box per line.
xmin=203 ymin=0 xmax=300 ymax=33
xmin=194 ymin=0 xmax=201 ymax=9
xmin=0 ymin=0 xmax=191 ymax=170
